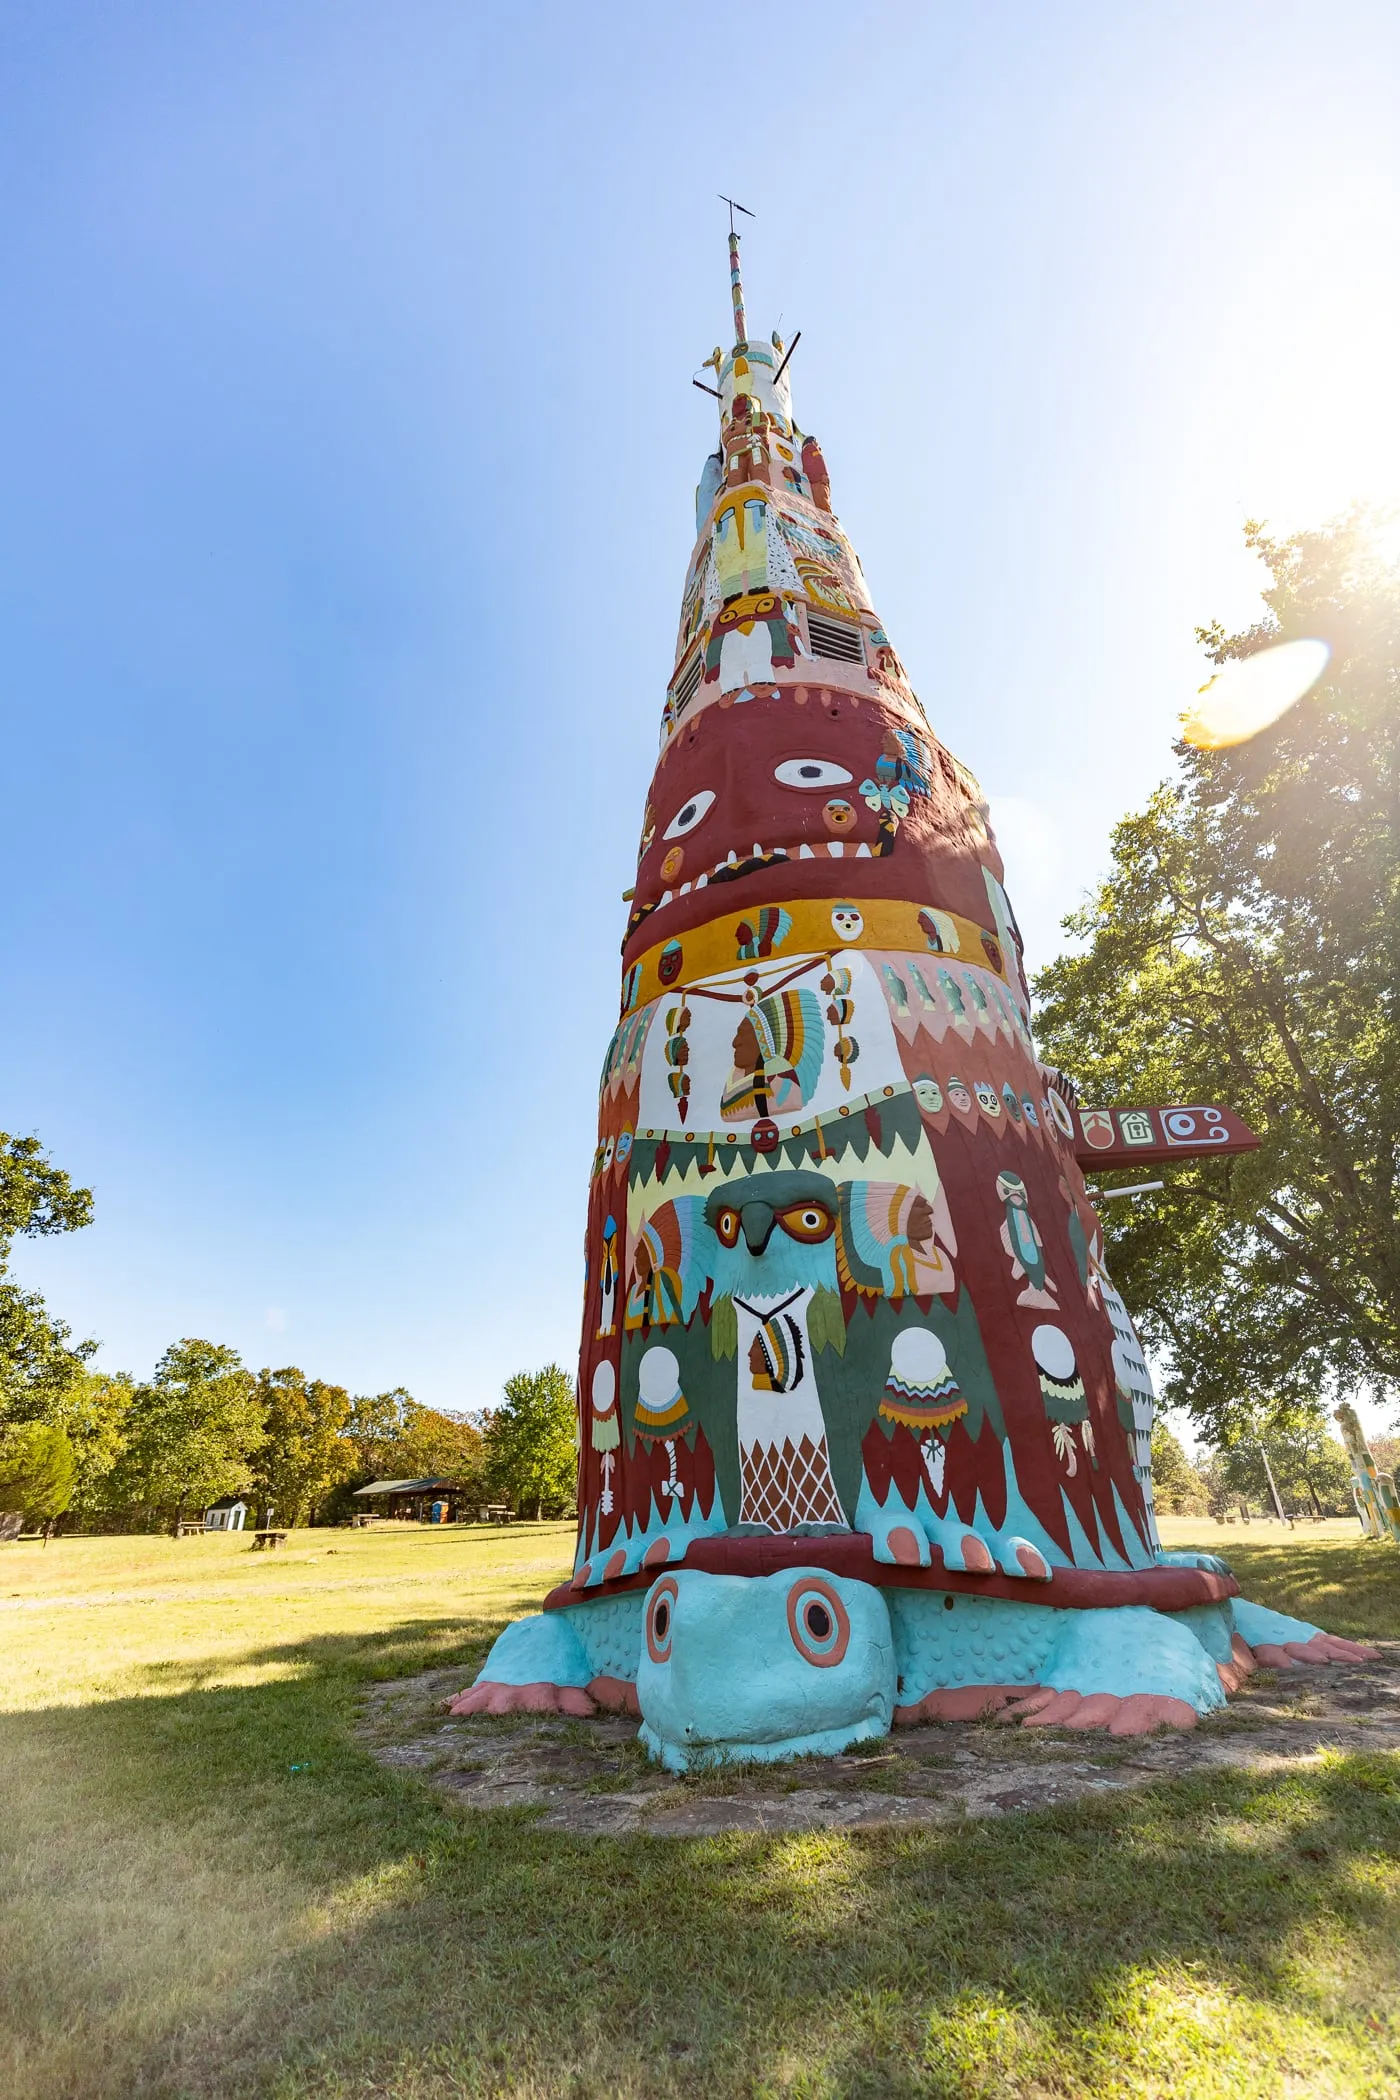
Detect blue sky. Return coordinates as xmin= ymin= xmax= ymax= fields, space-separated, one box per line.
xmin=5 ymin=2 xmax=1399 ymax=1419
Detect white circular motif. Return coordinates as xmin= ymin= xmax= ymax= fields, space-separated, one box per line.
xmin=637 ymin=1346 xmax=681 ymax=1408
xmin=1031 ymin=1324 xmax=1075 ymax=1381
xmin=889 ymin=1326 xmax=949 ymax=1385
xmin=590 ymin=1360 xmax=617 ymax=1413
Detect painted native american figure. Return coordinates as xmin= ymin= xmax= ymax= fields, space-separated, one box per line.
xmin=452 ymin=224 xmax=1378 ymax=1762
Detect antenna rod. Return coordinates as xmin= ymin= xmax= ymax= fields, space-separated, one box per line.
xmin=718 ymin=195 xmax=755 ymax=348
xmin=771 ymin=329 xmax=802 ymax=386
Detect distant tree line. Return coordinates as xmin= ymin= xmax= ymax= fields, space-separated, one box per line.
xmin=0 ymin=1130 xmax=577 ymax=1535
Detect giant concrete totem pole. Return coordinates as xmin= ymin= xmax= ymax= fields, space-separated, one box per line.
xmin=453 ymin=225 xmax=1377 ymax=1764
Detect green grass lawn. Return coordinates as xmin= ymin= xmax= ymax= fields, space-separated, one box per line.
xmin=1 ymin=1520 xmax=1397 ymax=2098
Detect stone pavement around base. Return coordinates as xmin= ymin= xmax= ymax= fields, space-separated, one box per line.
xmin=358 ymin=1644 xmax=1400 ymax=1838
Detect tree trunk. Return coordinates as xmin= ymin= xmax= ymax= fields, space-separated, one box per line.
xmin=1303 ymin=1470 xmax=1324 ymax=1518
xmin=172 ymin=1492 xmax=187 ymax=1539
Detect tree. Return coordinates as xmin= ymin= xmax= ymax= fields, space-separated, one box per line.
xmin=0 ymin=1421 xmax=75 ymax=1529
xmin=1034 ymin=515 xmax=1400 ymax=1440
xmin=103 ymin=1339 xmax=263 ymax=1533
xmin=248 ymin=1367 xmax=355 ymax=1526
xmin=0 ymin=1131 xmax=96 ymax=1427
xmin=55 ymin=1370 xmax=135 ymax=1514
xmin=485 ymin=1365 xmax=577 ymax=1520
xmin=1148 ymin=1423 xmax=1208 ymax=1515
xmin=320 ymin=1388 xmax=488 ymax=1521
xmin=1204 ymin=1401 xmax=1354 ymax=1518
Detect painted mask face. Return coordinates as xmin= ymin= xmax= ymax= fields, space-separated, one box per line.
xmin=1001 ymin=1084 xmax=1022 ymax=1122
xmin=1021 ymin=1096 xmax=1038 ymax=1127
xmin=660 ymin=846 xmax=685 ymax=882
xmin=913 ymin=1075 xmax=944 ymax=1113
xmin=823 ymin=798 xmax=856 ymax=834
xmin=658 ymin=940 xmax=684 ymax=986
xmin=975 ymin=1081 xmax=1001 ymax=1116
xmin=831 ymin=905 xmax=864 ymax=940
xmin=947 ymin=1077 xmax=974 ymax=1114
xmin=601 ymin=1135 xmax=616 ymax=1170
xmin=615 ymin=1129 xmax=634 ymax=1164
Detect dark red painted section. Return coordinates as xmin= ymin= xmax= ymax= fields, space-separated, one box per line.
xmin=544 ymin=1535 xmax=1237 ymax=1615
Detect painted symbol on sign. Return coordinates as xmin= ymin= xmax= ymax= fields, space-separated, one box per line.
xmin=1118 ymin=1109 xmax=1156 ymax=1147
xmin=1079 ymin=1109 xmax=1115 ymax=1150
xmin=1162 ymin=1107 xmax=1228 ymax=1146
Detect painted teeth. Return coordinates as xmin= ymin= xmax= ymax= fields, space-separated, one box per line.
xmin=696 ymin=872 xmax=708 ymax=888
xmin=660 ymin=890 xmax=673 ymax=905
xmin=855 ymin=842 xmax=872 ymax=858
xmin=798 ymin=843 xmax=815 ymax=859
xmin=679 ymin=881 xmax=692 ymax=895
xmin=828 ymin=841 xmax=844 ymax=858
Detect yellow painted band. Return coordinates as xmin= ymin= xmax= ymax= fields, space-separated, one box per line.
xmin=622 ymin=895 xmax=1005 ymax=1011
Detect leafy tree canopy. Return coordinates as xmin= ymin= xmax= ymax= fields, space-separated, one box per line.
xmin=0 ymin=1420 xmax=75 ymax=1523
xmin=102 ymin=1338 xmax=263 ymax=1531
xmin=0 ymin=1132 xmax=93 ymax=1252
xmin=486 ymin=1365 xmax=576 ymax=1520
xmin=1148 ymin=1423 xmax=1208 ymax=1516
xmin=248 ymin=1367 xmax=354 ymax=1526
xmin=1200 ymin=1400 xmax=1355 ymax=1519
xmin=1035 ymin=514 xmax=1400 ymax=1440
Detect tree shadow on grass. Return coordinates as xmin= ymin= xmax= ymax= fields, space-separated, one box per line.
xmin=1217 ymin=1539 xmax=1400 ymax=1644
xmin=2 ymin=1614 xmax=1398 ymax=2100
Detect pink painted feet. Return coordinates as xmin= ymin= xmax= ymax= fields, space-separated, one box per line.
xmin=1250 ymin=1632 xmax=1381 ymax=1668
xmin=995 ymin=1686 xmax=1198 ymax=1735
xmin=445 ymin=1680 xmax=597 ymax=1717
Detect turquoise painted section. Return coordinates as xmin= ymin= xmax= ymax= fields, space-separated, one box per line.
xmin=469 ymin=1576 xmax=1332 ymax=1758
xmin=1108 ymin=1484 xmax=1156 ymax=1569
xmin=889 ymin=1588 xmax=1060 ymax=1700
xmin=640 ymin=1710 xmax=889 ymax=1772
xmin=1040 ymin=1605 xmax=1226 ymax=1710
xmin=573 ymin=1491 xmax=730 ymax=1589
xmin=1231 ymin=1597 xmax=1324 ymax=1649
xmin=1169 ymin=1600 xmax=1235 ymax=1666
xmin=1059 ymin=1492 xmax=1104 ymax=1570
xmin=560 ymin=1592 xmax=647 ymax=1682
xmin=472 ymin=1610 xmax=592 ymax=1689
xmin=635 ymin=1567 xmax=895 ymax=1770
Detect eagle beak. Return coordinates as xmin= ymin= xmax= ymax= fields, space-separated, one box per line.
xmin=740 ymin=1203 xmax=776 ymax=1255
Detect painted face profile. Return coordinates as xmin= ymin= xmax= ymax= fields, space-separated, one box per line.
xmin=831 ymin=905 xmax=864 ymax=941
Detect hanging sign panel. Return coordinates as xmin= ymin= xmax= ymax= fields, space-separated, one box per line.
xmin=1072 ymin=1104 xmax=1258 ymax=1168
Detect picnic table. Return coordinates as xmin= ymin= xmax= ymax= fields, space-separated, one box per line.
xmin=176 ymin=1522 xmax=205 ymax=1537
xmin=251 ymin=1529 xmax=288 ymax=1551
xmin=479 ymin=1504 xmax=517 ymax=1525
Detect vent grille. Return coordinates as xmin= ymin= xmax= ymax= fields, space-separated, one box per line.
xmin=807 ymin=613 xmax=865 ymax=664
xmin=670 ymin=651 xmax=704 ymax=716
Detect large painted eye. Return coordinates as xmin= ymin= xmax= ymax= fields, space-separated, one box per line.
xmin=714 ymin=1206 xmax=742 ymax=1249
xmin=786 ymin=1578 xmax=851 ymax=1667
xmin=774 ymin=758 xmax=854 ymax=790
xmin=663 ymin=789 xmax=716 ymax=840
xmin=777 ymin=1202 xmax=835 ymax=1243
xmin=646 ymin=1576 xmax=679 ymax=1664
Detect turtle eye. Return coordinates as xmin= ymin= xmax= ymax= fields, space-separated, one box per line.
xmin=774 ymin=758 xmax=854 ymax=789
xmin=777 ymin=1203 xmax=834 ymax=1243
xmin=646 ymin=1576 xmax=678 ymax=1664
xmin=787 ymin=1579 xmax=851 ymax=1667
xmin=662 ymin=789 xmax=716 ymax=840
xmin=715 ymin=1207 xmax=742 ymax=1249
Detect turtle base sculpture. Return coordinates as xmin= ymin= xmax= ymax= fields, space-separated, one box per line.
xmin=450 ymin=1555 xmax=1377 ymax=1771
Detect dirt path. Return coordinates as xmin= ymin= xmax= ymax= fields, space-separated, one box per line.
xmin=358 ymin=1642 xmax=1400 ymax=1835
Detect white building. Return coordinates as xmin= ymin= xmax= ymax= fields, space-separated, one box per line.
xmin=203 ymin=1496 xmax=249 ymax=1532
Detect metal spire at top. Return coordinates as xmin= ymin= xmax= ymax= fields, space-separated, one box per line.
xmin=719 ymin=195 xmax=754 ymax=347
